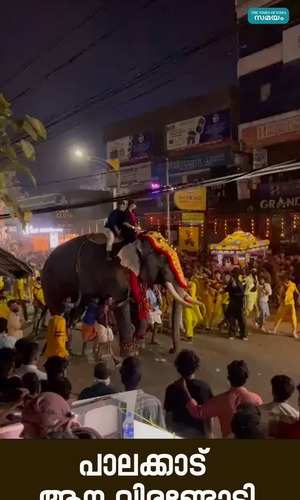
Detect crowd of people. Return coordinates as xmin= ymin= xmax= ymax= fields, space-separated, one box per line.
xmin=173 ymin=253 xmax=300 ymax=341
xmin=0 ymin=340 xmax=300 ymax=439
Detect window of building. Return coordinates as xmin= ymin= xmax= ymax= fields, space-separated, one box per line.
xmin=260 ymin=83 xmax=271 ymax=102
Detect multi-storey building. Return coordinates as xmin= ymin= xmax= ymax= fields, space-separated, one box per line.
xmin=236 ymin=0 xmax=300 ymax=250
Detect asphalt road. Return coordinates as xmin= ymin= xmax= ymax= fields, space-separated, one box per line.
xmin=67 ymin=328 xmax=300 ymax=409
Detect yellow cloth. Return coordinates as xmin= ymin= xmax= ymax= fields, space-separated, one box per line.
xmin=13 ymin=278 xmax=27 ymax=301
xmin=244 ymin=275 xmax=258 ymax=317
xmin=161 ymin=292 xmax=172 ymax=316
xmin=245 ymin=293 xmax=258 ymax=317
xmin=183 ymin=281 xmax=203 ymax=338
xmin=203 ymin=284 xmax=215 ymax=328
xmin=44 ymin=315 xmax=69 ymax=359
xmin=33 ymin=284 xmax=45 ymax=307
xmin=0 ymin=299 xmax=9 ymax=320
xmin=276 ymin=304 xmax=297 ymax=331
xmin=211 ymin=288 xmax=224 ymax=328
xmin=284 ymin=281 xmax=298 ymax=305
xmin=194 ymin=276 xmax=206 ymax=301
xmin=222 ymin=291 xmax=229 ymax=305
xmin=0 ymin=276 xmax=4 ymax=291
xmin=28 ymin=277 xmax=35 ymax=301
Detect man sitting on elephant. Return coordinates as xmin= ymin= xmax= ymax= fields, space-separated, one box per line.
xmin=122 ymin=200 xmax=141 ymax=244
xmin=104 ymin=199 xmax=128 ymax=259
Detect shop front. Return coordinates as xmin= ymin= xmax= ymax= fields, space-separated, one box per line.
xmin=239 ymin=109 xmax=300 ymax=163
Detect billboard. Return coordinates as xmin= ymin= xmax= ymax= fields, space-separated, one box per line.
xmin=174 ymin=187 xmax=207 ymax=211
xmin=239 ymin=110 xmax=300 ymax=149
xmin=107 ymin=132 xmax=153 ymax=163
xmin=166 ymin=110 xmax=231 ymax=152
xmin=151 ymin=149 xmax=232 ymax=183
xmin=106 ymin=162 xmax=152 ymax=188
xmin=178 ymin=227 xmax=200 ymax=252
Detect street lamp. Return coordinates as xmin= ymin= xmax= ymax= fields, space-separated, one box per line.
xmin=74 ymin=148 xmax=84 ymax=158
xmin=72 ymin=147 xmax=91 ymax=160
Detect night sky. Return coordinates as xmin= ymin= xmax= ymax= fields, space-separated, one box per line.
xmin=1 ymin=0 xmax=236 ymax=194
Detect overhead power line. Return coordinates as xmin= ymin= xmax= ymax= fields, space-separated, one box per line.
xmin=0 ymin=2 xmax=108 ymax=89
xmin=11 ymin=0 xmax=161 ymax=103
xmin=1 ymin=159 xmax=299 ymax=220
xmin=42 ymin=27 xmax=234 ymax=133
xmin=7 ymin=11 xmax=234 ymax=154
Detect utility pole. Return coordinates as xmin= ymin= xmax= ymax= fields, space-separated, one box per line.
xmin=111 ymin=162 xmax=121 ymax=209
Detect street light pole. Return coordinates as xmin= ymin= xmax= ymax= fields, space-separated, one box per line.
xmin=113 ymin=169 xmax=121 ymax=210
xmin=166 ymin=157 xmax=171 ymax=242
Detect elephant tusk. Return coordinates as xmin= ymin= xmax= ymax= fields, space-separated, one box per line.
xmin=174 ymin=284 xmax=202 ymax=306
xmin=183 ymin=294 xmax=202 ymax=306
xmin=165 ymin=282 xmax=191 ymax=307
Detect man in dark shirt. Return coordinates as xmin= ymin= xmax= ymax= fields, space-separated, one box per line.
xmin=226 ymin=276 xmax=247 ymax=340
xmin=164 ymin=350 xmax=212 ymax=437
xmin=121 ymin=200 xmax=140 ymax=244
xmin=79 ymin=361 xmax=116 ymax=401
xmin=104 ymin=200 xmax=127 ymax=259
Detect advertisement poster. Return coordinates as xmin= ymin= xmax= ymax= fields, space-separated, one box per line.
xmin=179 ymin=226 xmax=200 ymax=252
xmin=174 ymin=186 xmax=207 ymax=211
xmin=107 ymin=132 xmax=153 ymax=162
xmin=166 ymin=109 xmax=231 ymax=151
xmin=107 ymin=136 xmax=132 ymax=162
xmin=181 ymin=212 xmax=205 ymax=225
xmin=168 ymin=149 xmax=232 ymax=176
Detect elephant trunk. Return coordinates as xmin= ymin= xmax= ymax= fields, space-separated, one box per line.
xmin=165 ymin=281 xmax=191 ymax=307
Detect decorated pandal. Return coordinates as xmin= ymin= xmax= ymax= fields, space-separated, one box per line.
xmin=209 ymin=230 xmax=270 ymax=266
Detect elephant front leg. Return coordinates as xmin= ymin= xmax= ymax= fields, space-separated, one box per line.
xmin=114 ymin=301 xmax=137 ymax=357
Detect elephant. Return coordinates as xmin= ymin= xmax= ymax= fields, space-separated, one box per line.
xmin=42 ymin=231 xmax=199 ymax=356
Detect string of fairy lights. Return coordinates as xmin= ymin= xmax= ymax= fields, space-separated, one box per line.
xmin=145 ymin=213 xmax=300 ymax=241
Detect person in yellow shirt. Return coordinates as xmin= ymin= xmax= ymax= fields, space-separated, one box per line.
xmin=32 ymin=277 xmax=47 ymax=336
xmin=33 ymin=278 xmax=45 ymax=307
xmin=203 ymin=278 xmax=216 ymax=329
xmin=0 ymin=291 xmax=10 ymax=322
xmin=43 ymin=310 xmax=69 ymax=360
xmin=210 ymin=281 xmax=225 ymax=330
xmin=183 ymin=279 xmax=205 ymax=341
xmin=273 ymin=277 xmax=299 ymax=338
xmin=13 ymin=277 xmax=28 ymax=321
xmin=0 ymin=276 xmax=5 ymax=292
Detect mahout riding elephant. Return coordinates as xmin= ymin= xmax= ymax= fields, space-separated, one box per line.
xmin=42 ymin=231 xmax=199 ymax=356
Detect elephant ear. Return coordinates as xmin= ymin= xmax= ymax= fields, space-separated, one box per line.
xmin=117 ymin=242 xmax=141 ymax=276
